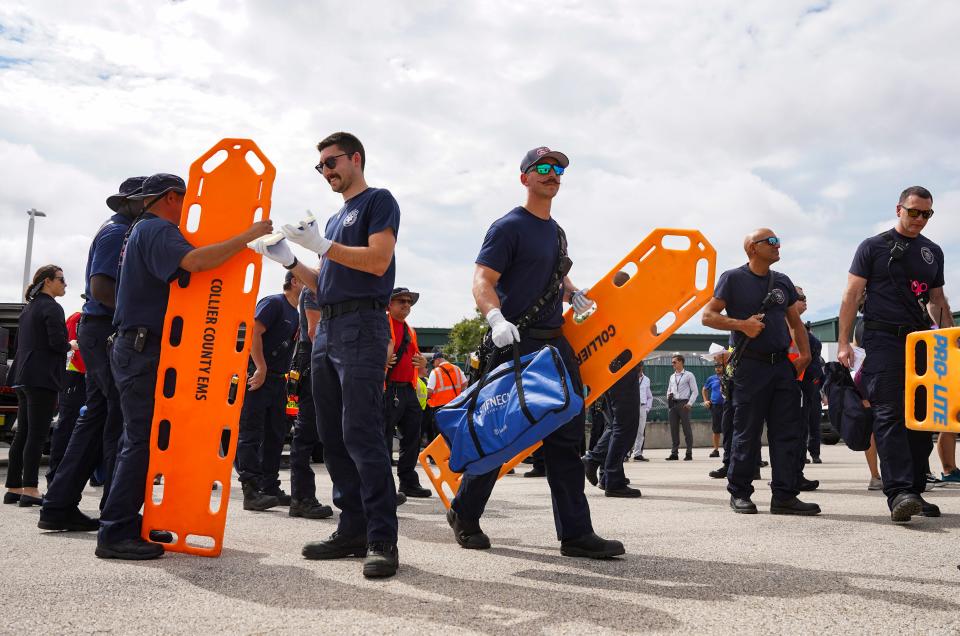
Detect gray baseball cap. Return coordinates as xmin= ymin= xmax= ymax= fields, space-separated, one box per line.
xmin=520 ymin=146 xmax=569 ymax=173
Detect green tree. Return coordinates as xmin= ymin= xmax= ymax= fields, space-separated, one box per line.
xmin=445 ymin=308 xmax=487 ymax=363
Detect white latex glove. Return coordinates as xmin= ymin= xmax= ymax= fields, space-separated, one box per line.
xmin=281 ymin=213 xmax=332 ymax=257
xmin=486 ymin=308 xmax=520 ymax=348
xmin=247 ymin=233 xmax=295 ymax=268
xmin=571 ymin=288 xmax=595 ymax=314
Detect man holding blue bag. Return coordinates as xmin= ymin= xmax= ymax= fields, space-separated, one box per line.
xmin=444 ymin=146 xmax=625 ymax=559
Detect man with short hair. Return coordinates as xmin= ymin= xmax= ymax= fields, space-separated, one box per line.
xmin=425 ymin=351 xmax=466 ymax=444
xmin=41 ymin=177 xmax=145 ymax=533
xmin=234 ymin=272 xmax=302 ymax=512
xmin=630 ymin=361 xmax=653 ymax=461
xmin=383 ymin=287 xmax=431 ymax=498
xmin=446 ymin=146 xmax=623 ymax=558
xmin=97 ymin=173 xmax=271 ymax=559
xmin=702 ymin=228 xmax=819 ymax=516
xmin=702 ymin=361 xmax=724 ymax=458
xmin=665 ymin=355 xmax=697 ymax=461
xmin=837 ymin=186 xmax=953 ymax=522
xmin=251 ymin=131 xmax=402 ymax=578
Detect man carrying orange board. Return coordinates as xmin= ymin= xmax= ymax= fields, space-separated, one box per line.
xmin=446 ymin=146 xmax=624 ymax=559
xmin=96 ymin=174 xmax=271 ymax=560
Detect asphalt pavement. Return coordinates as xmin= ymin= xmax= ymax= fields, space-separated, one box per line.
xmin=2 ymin=444 xmax=959 ymax=635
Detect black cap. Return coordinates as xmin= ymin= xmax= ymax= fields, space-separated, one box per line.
xmin=106 ymin=176 xmax=147 ymax=211
xmin=390 ymin=287 xmax=419 ymax=305
xmin=430 ymin=351 xmax=445 ymax=363
xmin=520 ymin=146 xmax=569 ymax=173
xmin=130 ymin=173 xmax=186 ymax=200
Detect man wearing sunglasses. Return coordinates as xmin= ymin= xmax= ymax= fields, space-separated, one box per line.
xmin=838 ymin=186 xmax=953 ymax=523
xmin=445 ymin=146 xmax=625 ymax=559
xmin=702 ymin=229 xmax=819 ymax=516
xmin=249 ymin=132 xmax=402 ymax=578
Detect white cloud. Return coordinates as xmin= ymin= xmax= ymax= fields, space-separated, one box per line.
xmin=1 ymin=0 xmax=959 ymax=334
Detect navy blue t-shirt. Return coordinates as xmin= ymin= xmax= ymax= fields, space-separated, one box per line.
xmin=315 ymin=187 xmax=400 ymax=306
xmin=82 ymin=214 xmax=132 ymax=317
xmin=475 ymin=207 xmax=563 ymax=329
xmin=298 ymin=287 xmax=319 ymax=344
xmin=113 ymin=214 xmax=194 ymax=334
xmin=714 ymin=264 xmax=798 ymax=354
xmin=254 ymin=293 xmax=299 ymax=373
xmin=850 ymin=229 xmax=944 ymax=328
xmin=805 ymin=328 xmax=823 ymax=382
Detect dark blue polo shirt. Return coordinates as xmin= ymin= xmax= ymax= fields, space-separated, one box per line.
xmin=82 ymin=214 xmax=132 ymax=317
xmin=714 ymin=264 xmax=798 ymax=354
xmin=113 ymin=214 xmax=194 ymax=334
xmin=475 ymin=207 xmax=563 ymax=329
xmin=298 ymin=288 xmax=319 ymax=344
xmin=806 ymin=328 xmax=824 ymax=382
xmin=254 ymin=294 xmax=299 ymax=373
xmin=850 ymin=229 xmax=944 ymax=327
xmin=315 ymin=187 xmax=400 ymax=306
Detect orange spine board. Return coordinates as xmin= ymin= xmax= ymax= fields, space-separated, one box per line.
xmin=141 ymin=139 xmax=275 ymax=557
xmin=905 ymin=327 xmax=960 ymax=432
xmin=562 ymin=229 xmax=716 ymax=408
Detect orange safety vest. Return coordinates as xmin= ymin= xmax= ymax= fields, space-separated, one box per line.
xmin=427 ymin=361 xmax=465 ymax=408
xmin=387 ymin=315 xmax=419 ymax=389
xmin=788 ymin=339 xmax=806 ymax=381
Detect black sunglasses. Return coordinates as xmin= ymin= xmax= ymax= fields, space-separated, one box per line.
xmin=899 ymin=205 xmax=934 ymax=220
xmin=752 ymin=236 xmax=781 ymax=247
xmin=315 ymin=153 xmax=350 ymax=173
xmin=54 ymin=276 xmax=66 ymax=283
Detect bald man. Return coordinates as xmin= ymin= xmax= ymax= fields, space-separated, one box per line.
xmin=702 ymin=229 xmax=819 ymax=516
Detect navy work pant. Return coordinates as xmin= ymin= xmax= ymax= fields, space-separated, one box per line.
xmin=384 ymin=382 xmax=423 ymax=488
xmin=584 ymin=367 xmax=641 ymax=490
xmin=289 ymin=368 xmax=322 ymax=501
xmin=801 ymin=378 xmax=822 ymax=459
xmin=5 ymin=386 xmax=57 ymax=489
xmin=44 ymin=317 xmax=123 ymax=515
xmin=862 ymin=331 xmax=932 ymax=507
xmin=98 ymin=336 xmax=160 ymax=544
xmin=451 ymin=335 xmax=594 ymax=541
xmin=721 ymin=399 xmax=734 ymax=465
xmin=312 ymin=308 xmax=397 ymax=543
xmin=727 ymin=357 xmax=802 ymax=500
xmin=235 ymin=374 xmax=288 ymax=492
xmin=47 ymin=370 xmax=86 ymax=483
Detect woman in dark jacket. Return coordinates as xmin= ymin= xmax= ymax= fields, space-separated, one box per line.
xmin=4 ymin=265 xmax=74 ymax=506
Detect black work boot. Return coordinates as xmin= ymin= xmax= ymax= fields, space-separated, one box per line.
xmin=919 ymin=497 xmax=941 ymax=517
xmin=263 ymin=487 xmax=292 ymax=506
xmin=582 ymin=456 xmax=601 ymax=486
xmin=38 ymin=507 xmax=99 ymax=532
xmin=399 ymin=482 xmax=432 ymax=498
xmin=890 ymin=492 xmax=922 ymax=523
xmin=302 ymin=530 xmax=368 ymax=559
xmin=560 ymin=532 xmax=625 ymax=559
xmin=363 ymin=542 xmax=399 ymax=578
xmin=730 ymin=495 xmax=757 ymax=514
xmin=770 ymin=496 xmax=821 ymax=516
xmin=446 ymin=508 xmax=491 ymax=549
xmin=95 ymin=537 xmax=164 ymax=560
xmin=709 ymin=465 xmax=728 ymax=479
xmin=289 ymin=497 xmax=334 ymax=519
xmin=242 ymin=482 xmax=279 ymax=512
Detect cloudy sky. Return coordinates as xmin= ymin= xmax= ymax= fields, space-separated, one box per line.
xmin=1 ymin=1 xmax=958 ymax=334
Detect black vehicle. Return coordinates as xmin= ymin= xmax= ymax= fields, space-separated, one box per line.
xmin=0 ymin=303 xmax=25 ymax=444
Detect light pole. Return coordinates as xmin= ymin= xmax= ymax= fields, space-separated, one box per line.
xmin=22 ymin=208 xmax=47 ymax=294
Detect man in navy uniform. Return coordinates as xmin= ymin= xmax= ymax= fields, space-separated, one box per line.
xmin=250 ymin=132 xmax=402 ymax=578
xmin=286 ymin=273 xmax=333 ymax=519
xmin=446 ymin=146 xmax=624 ymax=558
xmin=837 ymin=186 xmax=953 ymax=522
xmin=96 ymin=173 xmax=271 ymax=560
xmin=41 ymin=177 xmax=144 ymax=532
xmin=702 ymin=228 xmax=819 ymax=516
xmin=235 ymin=272 xmax=302 ymax=511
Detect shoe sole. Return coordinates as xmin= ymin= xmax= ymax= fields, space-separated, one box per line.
xmin=243 ymin=502 xmax=279 ymax=511
xmin=891 ymin=498 xmax=922 ymax=523
xmin=95 ymin=546 xmax=163 ymax=560
xmin=362 ymin=563 xmax=399 ymax=578
xmin=302 ymin=545 xmax=367 ymax=559
xmin=770 ymin=506 xmax=821 ymax=516
xmin=399 ymin=491 xmax=432 ymax=498
xmin=38 ymin=520 xmax=99 ymax=532
xmin=560 ymin=545 xmax=626 ymax=559
xmin=290 ymin=509 xmax=334 ymax=520
xmin=921 ymin=510 xmax=941 ymax=518
xmin=604 ymin=491 xmax=642 ymax=498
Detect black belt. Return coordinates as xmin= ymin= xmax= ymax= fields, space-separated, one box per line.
xmin=81 ymin=314 xmax=114 ymax=324
xmin=864 ymin=320 xmax=921 ymax=338
xmin=318 ymin=298 xmax=384 ymax=321
xmin=668 ymin=397 xmax=690 ymax=406
xmin=521 ymin=327 xmax=563 ymax=340
xmin=739 ymin=349 xmax=788 ymax=364
xmin=386 ymin=381 xmax=414 ymax=388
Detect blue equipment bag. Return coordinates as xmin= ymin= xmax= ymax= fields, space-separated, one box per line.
xmin=436 ymin=344 xmax=584 ymax=475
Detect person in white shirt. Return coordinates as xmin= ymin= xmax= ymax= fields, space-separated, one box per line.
xmin=631 ymin=362 xmax=653 ymax=461
xmin=666 ymin=355 xmax=698 ymax=460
